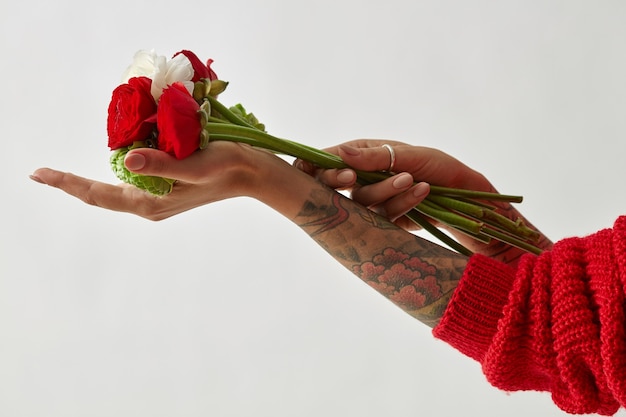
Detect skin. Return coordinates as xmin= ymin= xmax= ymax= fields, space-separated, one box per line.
xmin=296 ymin=139 xmax=553 ymax=267
xmin=30 ymin=140 xmax=551 ymax=326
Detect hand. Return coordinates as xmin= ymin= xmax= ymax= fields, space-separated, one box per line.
xmin=297 ymin=139 xmax=552 ymax=264
xmin=296 ymin=139 xmax=493 ymax=230
xmin=31 ymin=141 xmax=276 ymax=221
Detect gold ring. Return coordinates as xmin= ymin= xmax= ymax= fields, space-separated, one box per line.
xmin=382 ymin=144 xmax=396 ymax=173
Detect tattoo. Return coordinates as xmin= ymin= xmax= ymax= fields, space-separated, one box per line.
xmin=359 ymin=209 xmax=398 ymax=230
xmin=296 ymin=188 xmax=467 ymax=327
xmin=352 ymin=247 xmax=463 ymax=327
xmin=300 ymin=193 xmax=349 ymax=236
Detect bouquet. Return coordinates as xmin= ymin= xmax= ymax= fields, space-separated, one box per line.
xmin=107 ymin=49 xmax=542 ymax=256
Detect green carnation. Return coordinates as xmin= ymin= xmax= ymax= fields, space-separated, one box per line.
xmin=110 ymin=147 xmax=176 ymax=196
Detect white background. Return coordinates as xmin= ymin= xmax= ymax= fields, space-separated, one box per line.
xmin=2 ymin=1 xmax=626 ymax=416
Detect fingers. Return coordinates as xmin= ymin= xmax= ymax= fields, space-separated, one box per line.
xmin=349 ymin=172 xmax=430 ymax=220
xmin=30 ymin=167 xmax=155 ymax=214
xmin=334 ymin=141 xmax=491 ymax=191
xmin=320 ymin=139 xmax=404 ymax=159
xmin=294 ymin=159 xmax=358 ymax=189
xmin=294 ymin=141 xmax=401 ymax=188
xmin=351 ymin=172 xmax=414 ymax=206
xmin=315 ymin=168 xmax=357 ymax=189
xmin=123 ymin=142 xmax=252 ymax=184
xmin=337 ymin=144 xmax=401 ymax=172
xmin=124 ymin=148 xmax=201 ymax=182
xmin=30 ymin=142 xmax=265 ymax=221
xmin=375 ymin=182 xmax=430 ymax=222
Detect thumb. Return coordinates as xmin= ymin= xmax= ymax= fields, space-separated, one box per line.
xmin=124 ymin=148 xmax=181 ymax=177
xmin=122 ymin=142 xmax=243 ymax=184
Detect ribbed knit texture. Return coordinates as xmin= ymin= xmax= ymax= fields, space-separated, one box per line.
xmin=433 ymin=216 xmax=626 ymax=415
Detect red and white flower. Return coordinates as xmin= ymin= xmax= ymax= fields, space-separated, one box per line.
xmin=121 ymin=49 xmax=194 ymax=101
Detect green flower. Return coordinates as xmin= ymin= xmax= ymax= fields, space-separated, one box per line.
xmin=110 ymin=146 xmax=175 ymax=196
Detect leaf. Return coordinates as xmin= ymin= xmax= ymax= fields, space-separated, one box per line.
xmin=229 ymin=103 xmax=266 ymax=131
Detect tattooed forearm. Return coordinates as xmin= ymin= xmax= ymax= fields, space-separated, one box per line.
xmin=296 ymin=188 xmax=468 ymax=327
xmin=350 ymin=247 xmax=465 ymax=327
xmin=359 ymin=209 xmax=399 ymax=230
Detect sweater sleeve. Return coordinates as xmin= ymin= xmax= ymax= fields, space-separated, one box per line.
xmin=433 ymin=216 xmax=626 ymax=416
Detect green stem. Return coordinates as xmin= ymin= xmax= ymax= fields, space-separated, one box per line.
xmin=417 ymin=200 xmax=484 ymax=235
xmin=404 ymin=211 xmax=474 ymax=257
xmin=428 ymin=195 xmax=540 ymax=242
xmin=206 ymin=96 xmax=256 ymax=128
xmin=206 ymin=123 xmax=347 ymax=169
xmin=208 ymin=98 xmax=524 ymax=202
xmin=481 ymin=228 xmax=543 ymax=255
xmin=207 ymin=116 xmax=229 ymax=124
xmin=429 ymin=185 xmax=523 ymax=203
xmin=204 ymin=97 xmax=542 ymax=255
xmin=207 ymin=133 xmax=275 ymax=149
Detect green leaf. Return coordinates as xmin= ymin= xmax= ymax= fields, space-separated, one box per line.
xmin=228 ymin=103 xmax=266 ymax=131
xmin=110 ymin=147 xmax=175 ymax=196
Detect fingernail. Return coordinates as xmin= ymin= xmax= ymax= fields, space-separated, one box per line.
xmin=29 ymin=174 xmax=44 ymax=184
xmin=340 ymin=145 xmax=360 ymax=156
xmin=392 ymin=173 xmax=413 ymax=189
xmin=413 ymin=182 xmax=430 ymax=198
xmin=337 ymin=169 xmax=356 ymax=185
xmin=294 ymin=160 xmax=304 ymax=171
xmin=125 ymin=152 xmax=146 ymax=171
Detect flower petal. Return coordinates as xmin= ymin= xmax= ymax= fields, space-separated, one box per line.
xmin=121 ymin=49 xmax=158 ymax=83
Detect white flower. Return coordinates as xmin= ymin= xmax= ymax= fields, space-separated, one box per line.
xmin=121 ymin=49 xmax=195 ymax=101
xmin=121 ymin=49 xmax=158 ymax=81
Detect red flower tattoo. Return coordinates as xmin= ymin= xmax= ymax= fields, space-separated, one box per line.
xmin=352 ymin=248 xmax=442 ymax=310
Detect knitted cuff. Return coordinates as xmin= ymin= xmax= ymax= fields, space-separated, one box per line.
xmin=432 ymin=254 xmax=517 ymax=362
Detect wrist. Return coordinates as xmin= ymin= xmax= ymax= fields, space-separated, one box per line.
xmin=234 ymin=147 xmax=285 ymax=199
xmin=239 ymin=149 xmax=330 ymax=220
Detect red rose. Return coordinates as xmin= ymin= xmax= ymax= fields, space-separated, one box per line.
xmin=156 ymin=82 xmax=201 ymax=159
xmin=107 ymin=76 xmax=157 ymax=150
xmin=174 ymin=50 xmax=218 ymax=81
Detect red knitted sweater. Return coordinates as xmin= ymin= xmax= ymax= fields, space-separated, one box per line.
xmin=433 ymin=216 xmax=626 ymax=415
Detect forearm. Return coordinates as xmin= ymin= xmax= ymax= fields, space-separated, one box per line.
xmin=33 ymin=144 xmax=467 ymax=327
xmin=250 ymin=157 xmax=468 ymax=327
xmin=299 ymin=187 xmax=467 ymax=327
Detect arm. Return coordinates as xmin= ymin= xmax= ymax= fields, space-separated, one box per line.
xmin=34 ymin=141 xmax=625 ymax=412
xmin=31 ymin=141 xmax=467 ymax=327
xmin=433 ymin=220 xmax=626 ymax=415
xmin=297 ymin=140 xmax=626 ymax=414
xmin=296 ymin=139 xmax=553 ymax=267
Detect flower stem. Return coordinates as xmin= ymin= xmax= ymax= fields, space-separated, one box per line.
xmin=416 ymin=199 xmax=484 ymax=235
xmin=428 ymin=186 xmax=523 ymax=203
xmin=481 ymin=228 xmax=543 ymax=255
xmin=427 ymin=195 xmax=540 ymax=241
xmin=404 ymin=211 xmax=475 ymax=256
xmin=204 ymin=97 xmax=543 ymax=255
xmin=205 ymin=123 xmax=347 ymax=169
xmin=206 ymin=96 xmax=255 ymax=128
